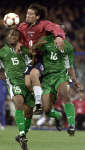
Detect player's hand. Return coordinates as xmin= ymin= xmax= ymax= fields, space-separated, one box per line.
xmin=54 ymin=37 xmax=64 ymax=51
xmin=79 ymin=91 xmax=84 ymax=101
xmin=16 ymin=42 xmax=22 ymax=53
xmin=74 ymin=81 xmax=84 ymax=101
xmin=37 ymin=39 xmax=47 ymax=46
xmin=74 ymin=81 xmax=83 ymax=92
xmin=33 ymin=39 xmax=47 ymax=50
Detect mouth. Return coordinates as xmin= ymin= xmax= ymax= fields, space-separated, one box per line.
xmin=26 ymin=17 xmax=32 ymax=22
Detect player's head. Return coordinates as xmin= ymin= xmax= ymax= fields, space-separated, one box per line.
xmin=26 ymin=3 xmax=48 ymax=24
xmin=6 ymin=29 xmax=20 ymax=45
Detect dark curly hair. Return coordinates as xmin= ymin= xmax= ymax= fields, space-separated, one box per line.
xmin=28 ymin=3 xmax=48 ymax=20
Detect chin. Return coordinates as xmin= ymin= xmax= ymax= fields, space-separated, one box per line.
xmin=26 ymin=19 xmax=32 ymax=24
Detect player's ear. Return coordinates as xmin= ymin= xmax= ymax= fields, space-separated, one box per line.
xmin=37 ymin=15 xmax=40 ymax=20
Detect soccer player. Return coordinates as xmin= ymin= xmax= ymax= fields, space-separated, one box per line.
xmin=16 ymin=3 xmax=65 ymax=112
xmin=36 ymin=35 xmax=82 ymax=135
xmin=0 ymin=28 xmax=35 ymax=150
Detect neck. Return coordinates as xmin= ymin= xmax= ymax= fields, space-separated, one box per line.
xmin=29 ymin=20 xmax=39 ymax=26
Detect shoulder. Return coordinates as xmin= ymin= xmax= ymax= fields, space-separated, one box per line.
xmin=17 ymin=22 xmax=28 ymax=31
xmin=39 ymin=20 xmax=51 ymax=25
xmin=40 ymin=20 xmax=60 ymax=28
xmin=40 ymin=20 xmax=51 ymax=23
xmin=0 ymin=44 xmax=7 ymax=51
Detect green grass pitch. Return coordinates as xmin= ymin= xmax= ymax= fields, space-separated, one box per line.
xmin=0 ymin=126 xmax=85 ymax=150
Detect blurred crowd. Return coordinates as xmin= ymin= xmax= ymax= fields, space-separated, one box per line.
xmin=49 ymin=6 xmax=85 ymax=52
xmin=0 ymin=3 xmax=85 ymax=52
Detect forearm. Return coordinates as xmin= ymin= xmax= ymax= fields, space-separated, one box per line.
xmin=17 ymin=42 xmax=23 ymax=47
xmin=45 ymin=21 xmax=65 ymax=39
xmin=67 ymin=68 xmax=83 ymax=92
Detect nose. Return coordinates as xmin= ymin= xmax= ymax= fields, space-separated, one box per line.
xmin=26 ymin=13 xmax=30 ymax=17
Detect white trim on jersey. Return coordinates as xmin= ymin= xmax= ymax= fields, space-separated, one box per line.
xmin=65 ymin=55 xmax=70 ymax=69
xmin=5 ymin=76 xmax=14 ymax=99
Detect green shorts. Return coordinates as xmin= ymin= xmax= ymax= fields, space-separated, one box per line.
xmin=7 ymin=79 xmax=35 ymax=108
xmin=42 ymin=72 xmax=70 ymax=97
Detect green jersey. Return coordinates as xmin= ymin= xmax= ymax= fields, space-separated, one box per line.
xmin=0 ymin=44 xmax=35 ymax=107
xmin=38 ymin=36 xmax=74 ymax=75
xmin=0 ymin=44 xmax=31 ymax=84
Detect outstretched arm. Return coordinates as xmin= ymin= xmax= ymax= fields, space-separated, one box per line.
xmin=67 ymin=68 xmax=83 ymax=91
xmin=44 ymin=20 xmax=65 ymax=50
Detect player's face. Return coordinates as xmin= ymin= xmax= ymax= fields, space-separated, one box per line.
xmin=26 ymin=9 xmax=40 ymax=24
xmin=7 ymin=29 xmax=20 ymax=45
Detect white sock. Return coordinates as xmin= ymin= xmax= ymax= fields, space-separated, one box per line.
xmin=19 ymin=131 xmax=25 ymax=136
xmin=37 ymin=115 xmax=46 ymax=126
xmin=33 ymin=86 xmax=43 ymax=105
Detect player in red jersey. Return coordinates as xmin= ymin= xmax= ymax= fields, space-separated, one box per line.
xmin=16 ymin=3 xmax=65 ymax=113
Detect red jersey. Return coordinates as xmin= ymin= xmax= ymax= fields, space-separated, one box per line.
xmin=17 ymin=20 xmax=65 ymax=48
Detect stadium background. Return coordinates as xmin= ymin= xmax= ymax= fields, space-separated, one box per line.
xmin=0 ymin=0 xmax=85 ymax=130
